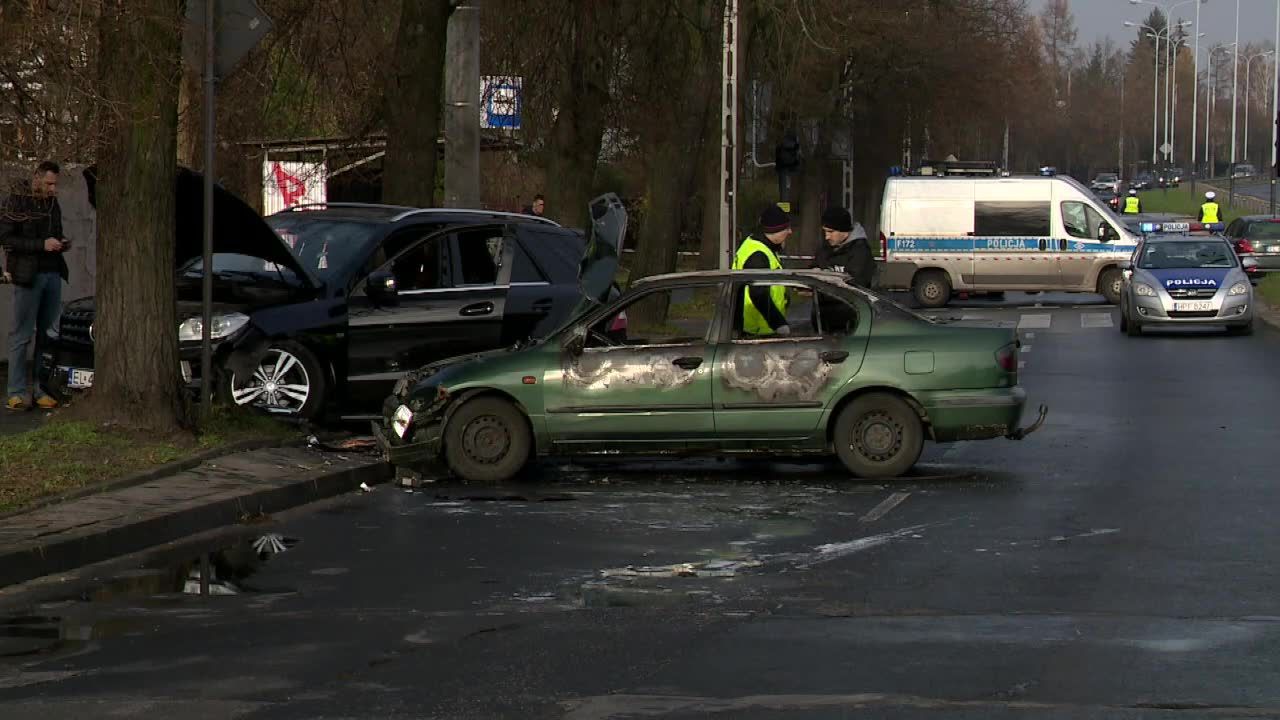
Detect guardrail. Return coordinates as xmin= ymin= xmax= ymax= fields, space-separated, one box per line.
xmin=1202 ymin=182 xmax=1272 ymax=216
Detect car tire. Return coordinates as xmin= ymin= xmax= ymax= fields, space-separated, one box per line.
xmin=1226 ymin=320 xmax=1254 ymax=336
xmin=443 ymin=396 xmax=531 ymax=483
xmin=224 ymin=340 xmax=327 ymax=420
xmin=912 ymin=270 xmax=951 ymax=308
xmin=1099 ymin=268 xmax=1123 ymax=305
xmin=833 ymin=393 xmax=925 ymax=479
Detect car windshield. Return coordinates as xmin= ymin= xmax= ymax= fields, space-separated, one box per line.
xmin=1245 ymin=221 xmax=1280 ymax=239
xmin=265 ymin=215 xmax=382 ymax=278
xmin=1138 ymin=240 xmax=1236 ymax=269
xmin=1097 ymin=174 xmax=1117 ymax=182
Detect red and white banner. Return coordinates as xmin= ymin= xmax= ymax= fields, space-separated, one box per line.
xmin=263 ymin=161 xmax=326 ymax=214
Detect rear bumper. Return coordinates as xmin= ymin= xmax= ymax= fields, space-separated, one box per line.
xmin=918 ymin=387 xmax=1032 ymax=442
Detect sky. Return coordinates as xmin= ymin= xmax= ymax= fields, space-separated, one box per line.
xmin=1029 ymin=0 xmax=1280 ymax=53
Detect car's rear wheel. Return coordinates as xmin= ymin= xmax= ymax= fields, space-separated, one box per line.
xmin=912 ymin=270 xmax=951 ymax=308
xmin=833 ymin=393 xmax=925 ymax=479
xmin=1098 ymin=268 xmax=1123 ymax=305
xmin=443 ymin=396 xmax=531 ymax=483
xmin=225 ymin=341 xmax=326 ymax=420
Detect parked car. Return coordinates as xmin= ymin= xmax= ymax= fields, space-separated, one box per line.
xmin=1132 ymin=172 xmax=1156 ymax=190
xmin=40 ymin=169 xmax=624 ymax=421
xmin=1160 ymin=167 xmax=1185 ymax=187
xmin=1222 ymin=215 xmax=1280 ymax=277
xmin=1090 ymin=172 xmax=1120 ymax=193
xmin=376 ymin=268 xmax=1047 ymax=483
xmin=1231 ymin=163 xmax=1258 ymax=179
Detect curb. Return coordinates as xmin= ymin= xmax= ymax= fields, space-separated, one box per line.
xmin=0 ymin=458 xmax=391 ymax=589
xmin=1258 ymin=295 xmax=1280 ymax=331
xmin=0 ymin=435 xmax=307 ymax=523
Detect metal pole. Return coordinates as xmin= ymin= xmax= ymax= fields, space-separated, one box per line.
xmin=1274 ymin=1 xmax=1279 ymax=215
xmin=443 ymin=3 xmax=480 ymax=208
xmin=199 ymin=0 xmax=216 ymax=425
xmin=1246 ymin=56 xmax=1253 ymax=166
xmin=718 ymin=0 xmax=738 ymax=269
xmin=1232 ymin=0 xmax=1241 ymax=168
xmin=1192 ymin=0 xmax=1200 ymax=187
xmin=1207 ymin=49 xmax=1215 ymax=176
xmin=1153 ymin=31 xmax=1161 ymax=165
xmin=1166 ymin=30 xmax=1174 ymax=165
xmin=1119 ymin=69 xmax=1125 ymax=177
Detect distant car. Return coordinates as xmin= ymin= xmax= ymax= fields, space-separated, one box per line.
xmin=1091 ymin=173 xmax=1120 ymax=193
xmin=1231 ymin=163 xmax=1258 ymax=179
xmin=1132 ymin=172 xmax=1156 ymax=190
xmin=1120 ymin=231 xmax=1258 ymax=336
xmin=376 ymin=269 xmax=1047 ymax=483
xmin=1093 ymin=188 xmax=1121 ymax=211
xmin=1222 ymin=215 xmax=1280 ymax=276
xmin=1162 ymin=167 xmax=1185 ymax=187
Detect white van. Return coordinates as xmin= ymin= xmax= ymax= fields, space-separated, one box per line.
xmin=876 ymin=175 xmax=1139 ymax=307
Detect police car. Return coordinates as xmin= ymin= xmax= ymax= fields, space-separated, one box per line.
xmin=1119 ymin=220 xmax=1258 ymax=336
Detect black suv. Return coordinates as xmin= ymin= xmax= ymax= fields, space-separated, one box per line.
xmin=42 ymin=170 xmax=624 ymax=420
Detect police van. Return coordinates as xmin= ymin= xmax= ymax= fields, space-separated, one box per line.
xmin=876 ymin=175 xmax=1139 ymax=307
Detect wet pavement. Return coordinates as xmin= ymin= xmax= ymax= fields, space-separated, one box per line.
xmin=3 ymin=295 xmax=1280 ymax=718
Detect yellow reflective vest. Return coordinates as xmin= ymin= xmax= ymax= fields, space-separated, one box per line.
xmin=732 ymin=236 xmax=787 ymax=335
xmin=1200 ymin=202 xmax=1221 ymax=224
xmin=1123 ymin=196 xmax=1141 ymax=214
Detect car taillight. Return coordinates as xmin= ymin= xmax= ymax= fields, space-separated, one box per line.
xmin=879 ymin=231 xmax=887 ymax=259
xmin=996 ymin=343 xmax=1017 ymax=373
xmin=1237 ymin=238 xmax=1255 ymax=254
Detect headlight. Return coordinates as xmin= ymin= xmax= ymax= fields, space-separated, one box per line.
xmin=1135 ymin=283 xmax=1157 ymax=297
xmin=1229 ymin=282 xmax=1249 ymax=295
xmin=178 ymin=313 xmax=249 ymax=343
xmin=392 ymin=405 xmax=413 ymax=439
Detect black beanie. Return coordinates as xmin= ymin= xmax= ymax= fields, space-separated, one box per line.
xmin=761 ymin=204 xmax=791 ymax=233
xmin=821 ymin=207 xmax=853 ymax=232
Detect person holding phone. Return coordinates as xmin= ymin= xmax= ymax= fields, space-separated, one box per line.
xmin=0 ymin=160 xmax=69 ymax=410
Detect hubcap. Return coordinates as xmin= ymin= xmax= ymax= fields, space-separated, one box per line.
xmin=462 ymin=416 xmax=510 ymax=464
xmin=231 ymin=349 xmax=311 ymax=414
xmin=923 ymin=283 xmax=941 ymax=300
xmin=854 ymin=411 xmax=904 ymax=462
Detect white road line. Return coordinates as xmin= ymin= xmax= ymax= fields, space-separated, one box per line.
xmin=1018 ymin=313 xmax=1052 ymax=329
xmin=1018 ymin=360 xmax=1026 ymax=369
xmin=961 ymin=314 xmax=986 ymax=320
xmin=1020 ymin=345 xmax=1032 ymax=353
xmin=1024 ymin=332 xmax=1036 ymax=339
xmin=1081 ymin=313 xmax=1114 ymax=328
xmin=860 ymin=492 xmax=911 ymax=524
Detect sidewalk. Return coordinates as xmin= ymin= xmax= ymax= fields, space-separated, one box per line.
xmin=0 ymin=445 xmax=389 ymax=589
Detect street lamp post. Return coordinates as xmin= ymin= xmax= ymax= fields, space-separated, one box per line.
xmin=1206 ymin=43 xmax=1237 ymax=179
xmin=1231 ymin=0 xmax=1241 ymax=204
xmin=1245 ymin=50 xmax=1275 ymax=170
xmin=1127 ymin=21 xmax=1170 ymax=166
xmin=1130 ymin=0 xmax=1199 ymax=169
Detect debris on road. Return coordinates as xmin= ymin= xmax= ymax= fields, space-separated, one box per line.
xmin=599 ymin=558 xmax=762 ymax=579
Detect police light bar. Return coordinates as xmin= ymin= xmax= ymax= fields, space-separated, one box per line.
xmin=1137 ymin=221 xmax=1220 ymax=234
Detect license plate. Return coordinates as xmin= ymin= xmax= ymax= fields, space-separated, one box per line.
xmin=67 ymin=368 xmax=94 ymax=389
xmin=1163 ymin=222 xmax=1190 ymax=232
xmin=1173 ymin=301 xmax=1214 ymax=312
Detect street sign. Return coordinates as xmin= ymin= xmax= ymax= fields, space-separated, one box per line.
xmin=183 ymin=0 xmax=273 ymax=79
xmin=1160 ymin=142 xmax=1172 ymax=157
xmin=480 ymin=76 xmax=522 ymax=130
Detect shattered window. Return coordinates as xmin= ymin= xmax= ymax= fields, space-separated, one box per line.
xmin=586 ymin=285 xmax=720 ymax=348
xmin=732 ymin=282 xmax=858 ymax=339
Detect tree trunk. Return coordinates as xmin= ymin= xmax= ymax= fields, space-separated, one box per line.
xmin=543 ymin=0 xmax=612 ymax=228
xmin=80 ymin=0 xmax=186 ymax=431
xmin=176 ymin=64 xmax=201 ymax=169
xmin=383 ymin=0 xmax=452 ymax=206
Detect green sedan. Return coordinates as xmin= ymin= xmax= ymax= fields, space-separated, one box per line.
xmin=375 ymin=268 xmax=1046 ymax=483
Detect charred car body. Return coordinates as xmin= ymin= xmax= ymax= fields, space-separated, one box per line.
xmin=377 ymin=213 xmax=1047 ymax=482
xmin=40 ymin=170 xmax=620 ymax=420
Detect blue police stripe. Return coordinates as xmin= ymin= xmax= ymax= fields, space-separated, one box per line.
xmin=889 ymin=236 xmax=1135 ymax=254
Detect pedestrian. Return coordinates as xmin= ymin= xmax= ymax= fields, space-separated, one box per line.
xmin=521 ymin=194 xmax=545 ymax=217
xmin=731 ymin=204 xmax=791 ymax=336
xmin=1 ymin=160 xmax=69 ymax=411
xmin=812 ymin=207 xmax=875 ymax=287
xmin=1122 ymin=189 xmax=1142 ymax=214
xmin=1199 ymin=191 xmax=1221 ymax=224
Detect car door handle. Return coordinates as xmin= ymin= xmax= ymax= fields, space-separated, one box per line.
xmin=820 ymin=350 xmax=849 ymax=364
xmin=672 ymin=356 xmax=703 ymax=370
xmin=460 ymin=302 xmax=494 ymax=317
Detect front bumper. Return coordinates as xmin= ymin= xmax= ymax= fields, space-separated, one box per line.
xmin=1129 ymin=291 xmax=1253 ymax=325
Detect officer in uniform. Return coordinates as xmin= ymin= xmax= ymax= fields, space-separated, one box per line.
xmin=1122 ymin=189 xmax=1142 ymax=214
xmin=1199 ymin=191 xmax=1221 ymax=224
xmin=732 ymin=205 xmax=792 ymax=336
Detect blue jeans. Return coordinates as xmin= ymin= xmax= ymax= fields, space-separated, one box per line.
xmin=7 ymin=271 xmax=63 ymax=400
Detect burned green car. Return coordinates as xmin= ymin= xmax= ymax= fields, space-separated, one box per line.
xmin=375 ymin=265 xmax=1046 ymax=483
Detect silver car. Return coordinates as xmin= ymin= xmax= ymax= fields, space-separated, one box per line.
xmin=1120 ymin=233 xmax=1258 ymax=336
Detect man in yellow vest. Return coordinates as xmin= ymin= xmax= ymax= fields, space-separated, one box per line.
xmin=1199 ymin=191 xmax=1221 ymax=224
xmin=732 ymin=205 xmax=792 ymax=336
xmin=1122 ymin=189 xmax=1142 ymax=214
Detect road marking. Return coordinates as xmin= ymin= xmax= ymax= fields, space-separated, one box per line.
xmin=1081 ymin=313 xmax=1114 ymax=328
xmin=1018 ymin=360 xmax=1026 ymax=369
xmin=1018 ymin=313 xmax=1052 ymax=329
xmin=860 ymin=492 xmax=911 ymax=523
xmin=1024 ymin=332 xmax=1036 ymax=339
xmin=961 ymin=314 xmax=986 ymax=320
xmin=1020 ymin=345 xmax=1032 ymax=353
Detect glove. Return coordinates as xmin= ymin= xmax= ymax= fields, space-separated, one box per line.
xmin=774 ymin=324 xmax=791 ymax=337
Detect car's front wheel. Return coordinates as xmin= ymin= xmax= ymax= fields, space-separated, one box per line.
xmin=443 ymin=396 xmax=531 ymax=483
xmin=1098 ymin=268 xmax=1123 ymax=305
xmin=225 ymin=341 xmax=327 ymax=420
xmin=833 ymin=393 xmax=925 ymax=479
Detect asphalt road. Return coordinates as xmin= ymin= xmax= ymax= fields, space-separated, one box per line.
xmin=4 ymin=293 xmax=1280 ymax=719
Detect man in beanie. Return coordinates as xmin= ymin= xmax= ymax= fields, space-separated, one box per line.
xmin=813 ymin=207 xmax=875 ymax=288
xmin=731 ymin=204 xmax=792 ymax=336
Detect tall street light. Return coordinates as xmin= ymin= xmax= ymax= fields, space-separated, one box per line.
xmin=1245 ymin=50 xmax=1275 ymax=169
xmin=1126 ymin=21 xmax=1170 ymax=165
xmin=1165 ymin=21 xmax=1192 ymax=165
xmin=1206 ymin=42 xmax=1237 ymax=177
xmin=1231 ymin=0 xmax=1241 ymax=172
xmin=1173 ymin=31 xmax=1206 ymax=170
xmin=1130 ymin=0 xmax=1200 ymax=168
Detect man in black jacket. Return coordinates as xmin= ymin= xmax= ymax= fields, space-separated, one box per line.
xmin=1 ymin=160 xmax=69 ymax=410
xmin=812 ymin=207 xmax=874 ymax=288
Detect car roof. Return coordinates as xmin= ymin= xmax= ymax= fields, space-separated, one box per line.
xmin=632 ymin=268 xmax=877 ymax=296
xmin=1142 ymin=233 xmax=1229 ymax=243
xmin=275 ymin=202 xmax=563 ymax=227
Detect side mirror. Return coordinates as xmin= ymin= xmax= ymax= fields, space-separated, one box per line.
xmin=366 ymin=271 xmax=399 ymax=306
xmin=1097 ymin=224 xmax=1114 ymax=243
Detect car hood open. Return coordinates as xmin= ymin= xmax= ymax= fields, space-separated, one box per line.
xmin=174 ymin=167 xmax=319 ymax=287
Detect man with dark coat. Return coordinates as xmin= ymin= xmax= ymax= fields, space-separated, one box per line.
xmin=1 ymin=160 xmax=69 ymax=410
xmin=812 ymin=207 xmax=875 ymax=288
